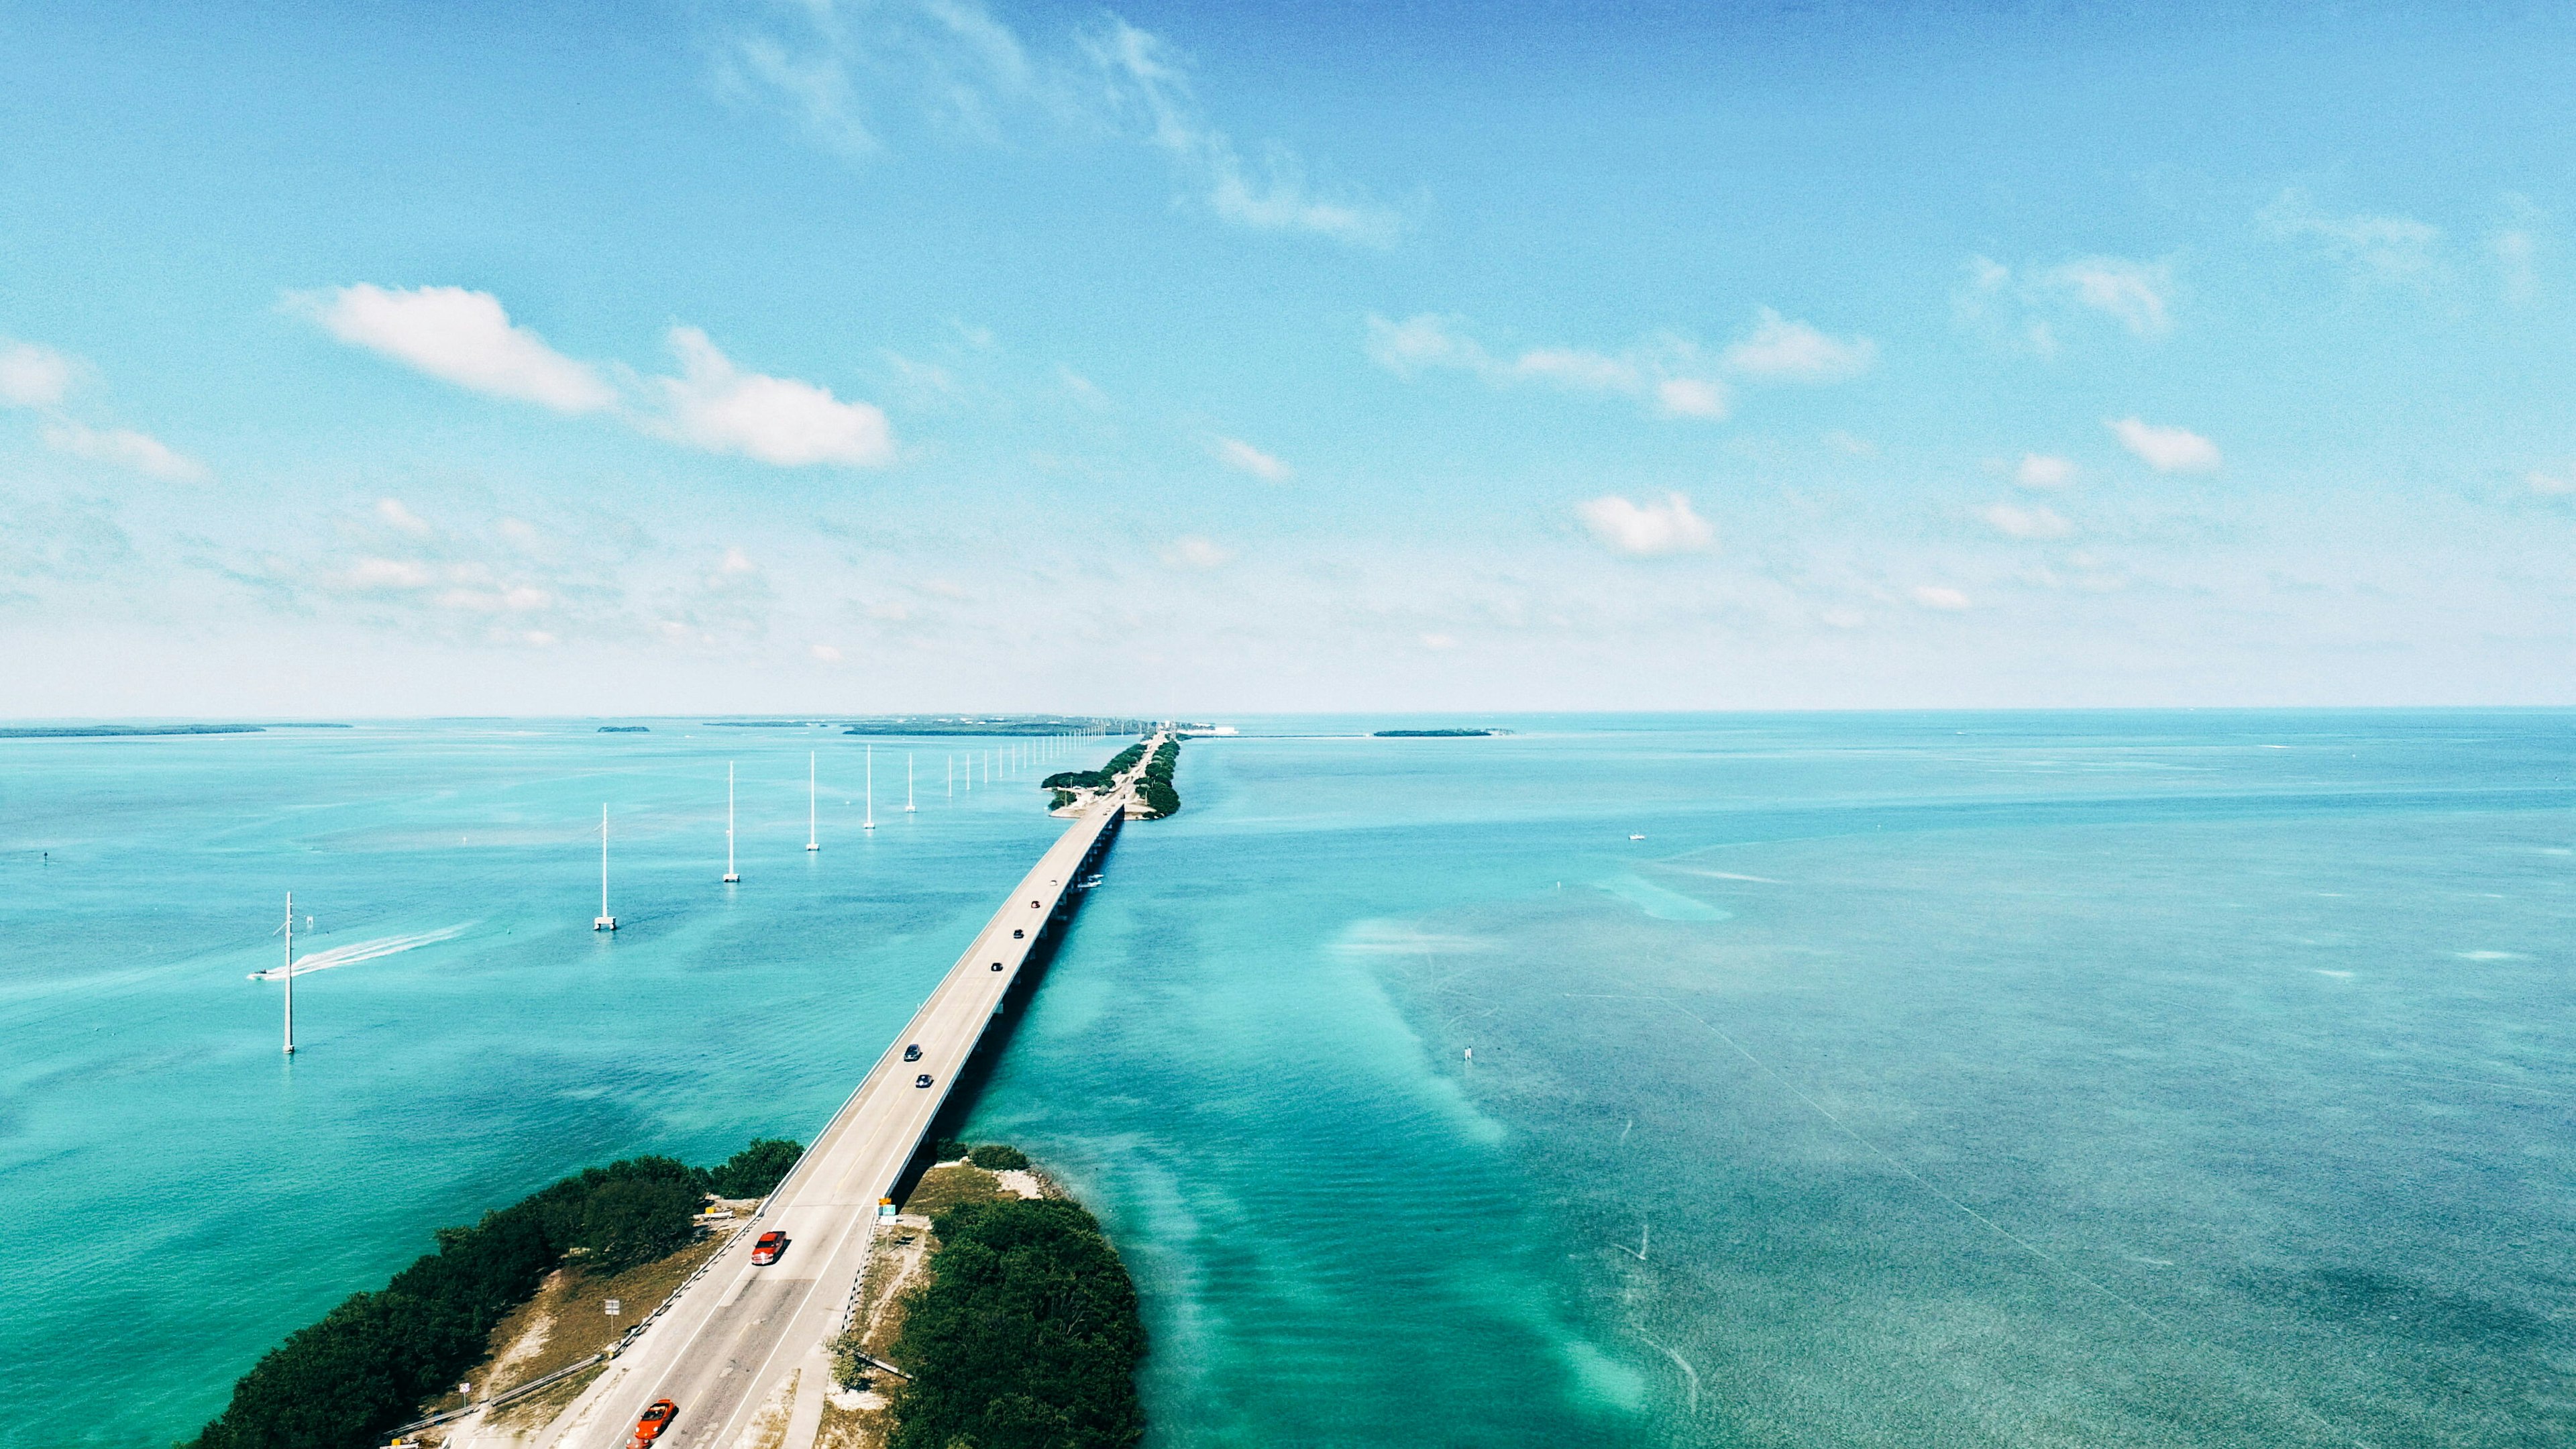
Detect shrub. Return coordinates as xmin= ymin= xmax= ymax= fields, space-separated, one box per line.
xmin=704 ymin=1138 xmax=803 ymax=1198
xmin=576 ymin=1177 xmax=701 ymax=1272
xmin=188 ymin=1138 xmax=802 ymax=1449
xmin=886 ymin=1198 xmax=1146 ymax=1449
xmin=965 ymin=1143 xmax=1029 ymax=1171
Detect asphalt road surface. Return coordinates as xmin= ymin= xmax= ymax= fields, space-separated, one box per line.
xmin=525 ymin=745 xmax=1152 ymax=1449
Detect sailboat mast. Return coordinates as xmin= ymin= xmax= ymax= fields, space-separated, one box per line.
xmin=282 ymin=890 xmax=296 ymax=1056
xmin=863 ymin=744 xmax=876 ymax=829
xmin=906 ymin=753 xmax=916 ymax=812
xmin=807 ymin=751 xmax=819 ymax=851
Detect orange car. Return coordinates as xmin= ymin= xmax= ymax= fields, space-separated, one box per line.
xmin=751 ymin=1230 xmax=787 ymax=1265
xmin=629 ymin=1398 xmax=677 ymax=1446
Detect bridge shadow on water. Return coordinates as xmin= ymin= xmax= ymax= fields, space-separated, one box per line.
xmin=890 ymin=821 xmax=1122 ymax=1206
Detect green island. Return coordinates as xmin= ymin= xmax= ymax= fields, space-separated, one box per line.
xmin=1042 ymin=741 xmax=1147 ymax=795
xmin=186 ymin=1138 xmax=803 ymax=1449
xmin=1137 ymin=739 xmax=1179 ymax=818
xmin=826 ymin=1143 xmax=1145 ymax=1449
xmin=1371 ymin=728 xmax=1497 ymax=737
xmin=597 ymin=725 xmax=651 ymax=733
xmin=1040 ymin=737 xmax=1183 ymax=820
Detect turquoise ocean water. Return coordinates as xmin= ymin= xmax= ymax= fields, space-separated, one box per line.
xmin=2 ymin=713 xmax=2569 ymax=1446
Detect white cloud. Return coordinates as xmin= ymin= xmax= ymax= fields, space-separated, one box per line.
xmin=720 ymin=1 xmax=1397 ymax=246
xmin=2041 ymin=258 xmax=2172 ymax=335
xmin=1912 ymin=585 xmax=1971 ymax=611
xmin=1368 ymin=314 xmax=1727 ymax=421
xmin=1214 ymin=436 xmax=1291 ymax=481
xmin=1982 ymin=502 xmax=2074 ymax=539
xmin=2529 ymin=466 xmax=2575 ymax=496
xmin=434 ymin=584 xmax=553 ymax=614
xmin=1655 ymin=378 xmax=1731 ymax=419
xmin=810 ymin=642 xmax=845 ymax=662
xmin=2496 ymin=229 xmax=2538 ymax=301
xmin=38 ymin=421 xmax=209 ymax=482
xmin=1419 ymin=632 xmax=1459 ymax=649
xmin=654 ymin=327 xmax=894 ymax=468
xmin=1057 ymin=366 xmax=1108 ymax=408
xmin=339 ymin=557 xmax=437 ymax=591
xmin=2015 ymin=453 xmax=2076 ymax=489
xmin=1159 ymin=534 xmax=1234 ymax=569
xmin=1365 ymin=313 xmax=1487 ymax=376
xmin=2495 ymin=194 xmax=2543 ymax=303
xmin=2259 ymin=190 xmax=2441 ymax=284
xmin=1576 ymin=492 xmax=1715 ymax=557
xmin=0 ymin=340 xmax=73 ymax=408
xmin=1820 ymin=607 xmax=1867 ymax=629
xmin=1 ymin=338 xmax=207 ymax=480
xmin=1513 ymin=346 xmax=1642 ymax=391
xmin=1959 ymin=254 xmax=2174 ymax=350
xmin=376 ymin=498 xmax=433 ymax=536
xmin=2108 ymin=417 xmax=2222 ymax=474
xmin=1087 ymin=19 xmax=1401 ymax=246
xmin=305 ymin=284 xmax=616 ymax=413
xmin=1721 ymin=307 xmax=1877 ymax=380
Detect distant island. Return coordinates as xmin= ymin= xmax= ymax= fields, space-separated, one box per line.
xmin=597 ymin=725 xmax=650 ymax=733
xmin=0 ymin=724 xmax=266 ymax=739
xmin=689 ymin=715 xmax=1152 ymax=737
xmin=1373 ymin=728 xmax=1499 ymax=737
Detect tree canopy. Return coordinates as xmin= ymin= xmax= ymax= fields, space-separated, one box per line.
xmin=886 ymin=1198 xmax=1146 ymax=1449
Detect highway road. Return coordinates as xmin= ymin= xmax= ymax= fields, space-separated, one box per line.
xmin=521 ymin=741 xmax=1156 ymax=1449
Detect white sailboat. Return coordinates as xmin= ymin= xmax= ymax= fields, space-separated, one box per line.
xmin=906 ymin=753 xmax=916 ymax=812
xmin=863 ymin=744 xmax=877 ymax=830
xmin=594 ymin=806 xmax=618 ymax=930
xmin=724 ymin=763 xmax=742 ymax=883
xmin=807 ymin=751 xmax=820 ymax=851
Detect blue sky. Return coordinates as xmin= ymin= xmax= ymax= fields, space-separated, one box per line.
xmin=1 ymin=1 xmax=2569 ymax=716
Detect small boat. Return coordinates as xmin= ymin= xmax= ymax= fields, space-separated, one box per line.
xmin=1628 ymin=833 xmax=1645 ymax=841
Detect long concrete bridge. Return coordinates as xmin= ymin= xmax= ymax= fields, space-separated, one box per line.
xmin=523 ymin=737 xmax=1160 ymax=1449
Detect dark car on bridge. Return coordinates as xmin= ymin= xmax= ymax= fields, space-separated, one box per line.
xmin=903 ymin=1043 xmax=921 ymax=1061
xmin=629 ymin=1399 xmax=677 ymax=1447
xmin=751 ymin=1230 xmax=787 ymax=1265
xmin=915 ymin=1073 xmax=935 ymax=1087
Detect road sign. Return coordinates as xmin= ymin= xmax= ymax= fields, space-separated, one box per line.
xmin=604 ymin=1299 xmax=621 ymax=1316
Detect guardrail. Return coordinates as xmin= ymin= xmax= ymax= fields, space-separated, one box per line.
xmin=382 ymin=1350 xmax=605 ymax=1438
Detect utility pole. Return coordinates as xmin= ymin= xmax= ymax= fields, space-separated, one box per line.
xmin=282 ymin=891 xmax=297 ymax=1055
xmin=724 ymin=763 xmax=741 ymax=883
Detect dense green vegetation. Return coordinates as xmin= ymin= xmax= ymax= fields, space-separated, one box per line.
xmin=965 ymin=1142 xmax=1030 ymax=1171
xmin=1042 ymin=739 xmax=1147 ymax=793
xmin=1371 ymin=728 xmax=1494 ymax=737
xmin=186 ymin=1138 xmax=802 ymax=1449
xmin=886 ymin=1197 xmax=1146 ymax=1449
xmin=1137 ymin=740 xmax=1180 ymax=818
xmin=704 ymin=1136 xmax=804 ymax=1197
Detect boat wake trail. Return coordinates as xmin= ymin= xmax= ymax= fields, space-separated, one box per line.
xmin=248 ymin=923 xmax=472 ymax=981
